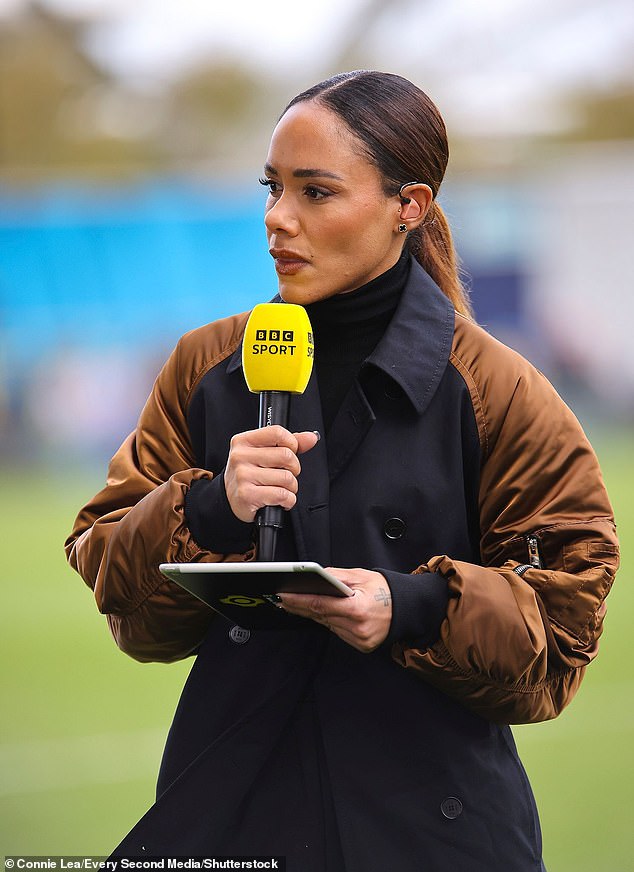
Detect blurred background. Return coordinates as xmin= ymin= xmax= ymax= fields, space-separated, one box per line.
xmin=1 ymin=0 xmax=632 ymax=865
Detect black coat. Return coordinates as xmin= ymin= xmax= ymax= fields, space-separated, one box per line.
xmin=111 ymin=266 xmax=548 ymax=871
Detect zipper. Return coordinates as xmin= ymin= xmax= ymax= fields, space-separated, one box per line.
xmin=525 ymin=534 xmax=543 ymax=569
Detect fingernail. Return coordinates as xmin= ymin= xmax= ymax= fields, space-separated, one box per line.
xmin=264 ymin=593 xmax=282 ymax=604
xmin=313 ymin=430 xmax=321 ymax=442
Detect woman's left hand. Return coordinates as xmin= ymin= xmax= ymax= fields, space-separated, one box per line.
xmin=278 ymin=568 xmax=392 ymax=653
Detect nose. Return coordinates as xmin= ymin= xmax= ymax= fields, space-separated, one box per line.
xmin=264 ymin=192 xmax=300 ymax=237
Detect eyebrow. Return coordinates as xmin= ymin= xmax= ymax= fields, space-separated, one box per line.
xmin=264 ymin=163 xmax=344 ymax=181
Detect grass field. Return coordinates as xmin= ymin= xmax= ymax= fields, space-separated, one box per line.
xmin=1 ymin=429 xmax=632 ymax=867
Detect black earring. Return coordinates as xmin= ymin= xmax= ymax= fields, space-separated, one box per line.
xmin=398 ymin=223 xmax=408 ymax=233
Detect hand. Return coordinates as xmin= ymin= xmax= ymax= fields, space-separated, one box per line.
xmin=279 ymin=567 xmax=392 ymax=653
xmin=224 ymin=425 xmax=319 ymax=522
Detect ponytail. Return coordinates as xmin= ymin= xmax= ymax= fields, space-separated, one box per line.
xmin=409 ymin=203 xmax=473 ymax=319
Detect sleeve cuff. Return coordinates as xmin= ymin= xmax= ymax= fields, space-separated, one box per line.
xmin=377 ymin=568 xmax=450 ymax=648
xmin=184 ymin=474 xmax=255 ymax=554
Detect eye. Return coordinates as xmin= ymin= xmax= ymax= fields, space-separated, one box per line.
xmin=259 ymin=177 xmax=281 ymax=197
xmin=305 ymin=185 xmax=330 ymax=201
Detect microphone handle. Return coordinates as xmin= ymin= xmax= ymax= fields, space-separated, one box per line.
xmin=257 ymin=391 xmax=290 ymax=562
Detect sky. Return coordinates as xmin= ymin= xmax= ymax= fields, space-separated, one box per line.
xmin=2 ymin=0 xmax=633 ymax=136
xmin=0 ymin=0 xmax=368 ymax=78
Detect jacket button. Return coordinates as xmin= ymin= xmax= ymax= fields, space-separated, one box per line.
xmin=229 ymin=626 xmax=251 ymax=644
xmin=384 ymin=517 xmax=406 ymax=539
xmin=440 ymin=797 xmax=463 ymax=819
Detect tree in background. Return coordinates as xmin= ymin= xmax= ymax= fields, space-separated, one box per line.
xmin=0 ymin=1 xmax=274 ymax=183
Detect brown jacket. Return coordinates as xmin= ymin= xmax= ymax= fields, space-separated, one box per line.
xmin=66 ymin=266 xmax=619 ymax=727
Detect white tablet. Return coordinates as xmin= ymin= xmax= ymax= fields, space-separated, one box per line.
xmin=159 ymin=561 xmax=353 ymax=630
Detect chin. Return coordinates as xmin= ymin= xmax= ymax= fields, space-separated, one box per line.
xmin=278 ymin=280 xmax=339 ymax=306
xmin=278 ymin=284 xmax=320 ymax=306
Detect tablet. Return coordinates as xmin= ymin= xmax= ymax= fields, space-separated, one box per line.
xmin=159 ymin=561 xmax=353 ymax=630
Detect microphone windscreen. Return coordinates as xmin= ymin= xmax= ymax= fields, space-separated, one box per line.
xmin=242 ymin=303 xmax=314 ymax=394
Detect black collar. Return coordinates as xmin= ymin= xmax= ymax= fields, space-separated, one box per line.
xmin=227 ymin=258 xmax=455 ymax=417
xmin=364 ymin=259 xmax=455 ymax=415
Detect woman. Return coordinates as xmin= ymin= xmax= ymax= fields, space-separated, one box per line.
xmin=66 ymin=71 xmax=619 ymax=870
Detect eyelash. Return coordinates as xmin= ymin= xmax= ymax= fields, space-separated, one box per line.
xmin=258 ymin=177 xmax=330 ymax=201
xmin=259 ymin=177 xmax=280 ymax=195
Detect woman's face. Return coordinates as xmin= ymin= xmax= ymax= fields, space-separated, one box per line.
xmin=263 ymin=101 xmax=405 ymax=304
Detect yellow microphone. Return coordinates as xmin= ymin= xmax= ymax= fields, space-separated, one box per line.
xmin=242 ymin=303 xmax=315 ymax=561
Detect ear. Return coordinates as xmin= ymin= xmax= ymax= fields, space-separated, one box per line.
xmin=398 ymin=183 xmax=433 ymax=228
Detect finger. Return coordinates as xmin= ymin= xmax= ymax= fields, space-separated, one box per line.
xmin=294 ymin=430 xmax=321 ymax=455
xmin=279 ymin=591 xmax=357 ymax=620
xmin=279 ymin=600 xmax=360 ymax=643
xmin=279 ymin=593 xmax=338 ymax=632
xmin=325 ymin=566 xmax=360 ymax=579
xmin=234 ymin=425 xmax=300 ymax=451
xmin=324 ymin=567 xmax=378 ymax=589
xmin=236 ymin=465 xmax=299 ymax=494
xmin=277 ymin=592 xmax=328 ymax=617
xmin=234 ymin=483 xmax=298 ymax=513
xmin=233 ymin=445 xmax=302 ymax=476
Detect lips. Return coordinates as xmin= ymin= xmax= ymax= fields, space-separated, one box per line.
xmin=269 ymin=248 xmax=309 ymax=275
xmin=269 ymin=248 xmax=308 ymax=263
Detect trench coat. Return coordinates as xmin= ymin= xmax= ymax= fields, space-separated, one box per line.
xmin=66 ymin=261 xmax=618 ymax=871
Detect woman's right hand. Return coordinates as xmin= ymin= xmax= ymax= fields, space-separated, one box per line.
xmin=224 ymin=426 xmax=320 ymax=522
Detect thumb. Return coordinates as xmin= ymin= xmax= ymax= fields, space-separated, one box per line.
xmin=294 ymin=430 xmax=321 ymax=455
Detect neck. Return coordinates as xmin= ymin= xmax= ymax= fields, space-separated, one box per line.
xmin=306 ymin=251 xmax=410 ymax=334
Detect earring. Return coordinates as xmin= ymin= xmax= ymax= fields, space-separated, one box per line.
xmin=398 ymin=223 xmax=408 ymax=233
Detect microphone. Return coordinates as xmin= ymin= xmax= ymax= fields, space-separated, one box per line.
xmin=242 ymin=302 xmax=315 ymax=561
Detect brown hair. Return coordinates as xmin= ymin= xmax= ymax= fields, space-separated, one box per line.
xmin=283 ymin=71 xmax=472 ymax=318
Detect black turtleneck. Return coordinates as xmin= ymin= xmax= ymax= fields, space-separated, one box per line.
xmin=306 ymin=251 xmax=410 ymax=433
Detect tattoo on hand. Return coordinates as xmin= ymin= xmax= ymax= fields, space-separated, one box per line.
xmin=374 ymin=587 xmax=392 ymax=607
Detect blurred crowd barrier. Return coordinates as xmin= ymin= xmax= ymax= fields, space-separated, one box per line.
xmin=1 ymin=141 xmax=633 ymax=467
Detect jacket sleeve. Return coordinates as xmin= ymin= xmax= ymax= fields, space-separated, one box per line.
xmin=64 ymin=323 xmax=254 ymax=664
xmin=391 ymin=323 xmax=619 ymax=725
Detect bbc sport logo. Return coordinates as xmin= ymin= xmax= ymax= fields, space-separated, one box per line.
xmin=255 ymin=329 xmax=295 ymax=342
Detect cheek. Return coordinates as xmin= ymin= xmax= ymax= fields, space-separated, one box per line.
xmin=317 ymin=212 xmax=370 ymax=257
xmin=335 ymin=200 xmax=394 ymax=249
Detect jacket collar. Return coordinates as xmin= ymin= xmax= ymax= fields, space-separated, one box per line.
xmin=364 ymin=258 xmax=455 ymax=416
xmin=227 ymin=259 xmax=454 ymax=414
